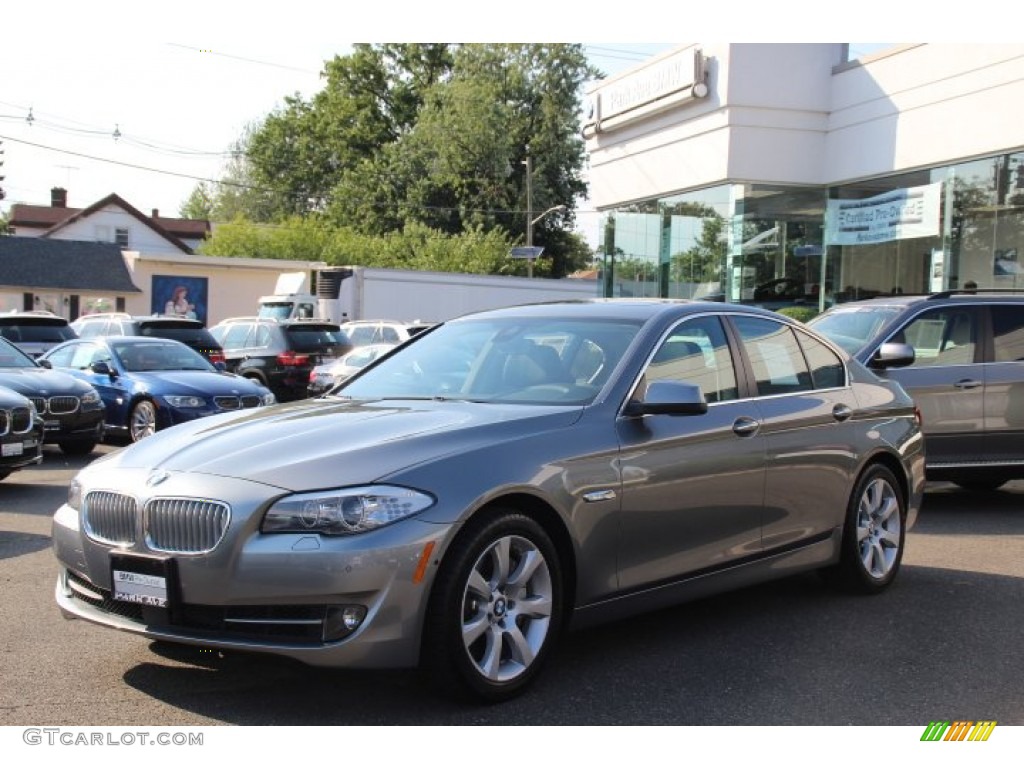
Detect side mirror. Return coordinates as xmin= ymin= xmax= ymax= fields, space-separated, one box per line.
xmin=90 ymin=361 xmax=116 ymax=378
xmin=870 ymin=342 xmax=916 ymax=369
xmin=624 ymin=380 xmax=708 ymax=416
xmin=37 ymin=359 xmax=52 ymax=369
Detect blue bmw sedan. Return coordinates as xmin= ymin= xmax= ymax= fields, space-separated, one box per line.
xmin=41 ymin=336 xmax=275 ymax=442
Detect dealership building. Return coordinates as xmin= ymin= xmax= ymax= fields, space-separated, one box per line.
xmin=584 ymin=43 xmax=1024 ymax=308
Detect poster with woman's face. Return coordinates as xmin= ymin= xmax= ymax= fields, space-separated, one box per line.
xmin=151 ymin=275 xmax=208 ymax=324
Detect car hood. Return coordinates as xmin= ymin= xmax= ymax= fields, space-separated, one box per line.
xmin=130 ymin=371 xmax=267 ymax=395
xmin=97 ymin=397 xmax=584 ymax=490
xmin=0 ymin=368 xmax=94 ymax=396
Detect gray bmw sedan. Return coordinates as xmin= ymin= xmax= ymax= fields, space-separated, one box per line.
xmin=52 ymin=299 xmax=925 ymax=701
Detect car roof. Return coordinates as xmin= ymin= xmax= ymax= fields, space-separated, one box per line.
xmin=451 ymin=297 xmax=785 ymax=323
xmin=830 ymin=290 xmax=1024 ymax=311
xmin=0 ymin=313 xmax=70 ymax=325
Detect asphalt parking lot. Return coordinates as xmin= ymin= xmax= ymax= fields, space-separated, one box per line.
xmin=1 ymin=444 xmax=1022 ymax=725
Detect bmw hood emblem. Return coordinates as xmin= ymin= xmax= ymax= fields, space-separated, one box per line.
xmin=146 ymin=470 xmax=171 ymax=487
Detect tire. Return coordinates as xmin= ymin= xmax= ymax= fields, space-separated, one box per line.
xmin=58 ymin=440 xmax=97 ymax=456
xmin=822 ymin=464 xmax=906 ymax=594
xmin=422 ymin=510 xmax=563 ymax=703
xmin=129 ymin=400 xmax=158 ymax=443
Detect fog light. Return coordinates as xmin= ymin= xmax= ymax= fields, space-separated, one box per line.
xmin=323 ymin=604 xmax=367 ymax=641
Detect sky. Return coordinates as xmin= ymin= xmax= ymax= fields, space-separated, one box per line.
xmin=0 ymin=1 xmax=994 ymax=238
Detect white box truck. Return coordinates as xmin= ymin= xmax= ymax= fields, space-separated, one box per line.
xmin=258 ymin=266 xmax=599 ymax=324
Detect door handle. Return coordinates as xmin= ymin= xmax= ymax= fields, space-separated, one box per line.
xmin=953 ymin=379 xmax=982 ymax=390
xmin=832 ymin=404 xmax=853 ymax=422
xmin=732 ymin=416 xmax=760 ymax=437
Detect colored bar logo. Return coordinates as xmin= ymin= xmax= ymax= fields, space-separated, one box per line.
xmin=921 ymin=721 xmax=997 ymax=742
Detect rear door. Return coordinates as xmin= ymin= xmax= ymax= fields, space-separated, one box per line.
xmin=983 ymin=303 xmax=1024 ymax=463
xmin=878 ymin=305 xmax=984 ymax=466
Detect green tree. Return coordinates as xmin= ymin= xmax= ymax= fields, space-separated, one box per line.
xmin=187 ymin=44 xmax=596 ymax=276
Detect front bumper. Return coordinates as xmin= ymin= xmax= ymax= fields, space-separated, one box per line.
xmin=51 ymin=468 xmax=446 ymax=669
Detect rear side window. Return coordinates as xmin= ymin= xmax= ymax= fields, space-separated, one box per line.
xmin=991 ymin=305 xmax=1024 ymax=362
xmin=731 ymin=316 xmax=813 ymax=396
xmin=795 ymin=329 xmax=846 ymax=389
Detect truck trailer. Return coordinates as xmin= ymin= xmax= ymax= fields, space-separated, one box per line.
xmin=258 ymin=266 xmax=600 ymax=324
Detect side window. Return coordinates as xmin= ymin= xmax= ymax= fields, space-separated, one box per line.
xmin=796 ymin=329 xmax=846 ymax=389
xmin=75 ymin=321 xmax=100 ymax=339
xmin=220 ymin=324 xmax=252 ymax=350
xmin=382 ymin=327 xmax=400 ymax=343
xmin=252 ymin=325 xmax=273 ymax=348
xmin=991 ymin=305 xmax=1024 ymax=362
xmin=895 ymin=307 xmax=976 ymax=366
xmin=69 ymin=344 xmax=100 ymax=369
xmin=643 ymin=316 xmax=738 ymax=403
xmin=45 ymin=345 xmax=77 ymax=368
xmin=731 ymin=316 xmax=812 ymax=396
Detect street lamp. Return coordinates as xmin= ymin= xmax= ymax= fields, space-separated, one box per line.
xmin=522 ymin=151 xmax=566 ymax=277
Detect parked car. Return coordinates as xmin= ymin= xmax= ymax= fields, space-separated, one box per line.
xmin=40 ymin=336 xmax=275 ymax=443
xmin=51 ymin=299 xmax=924 ymax=702
xmin=0 ymin=385 xmax=44 ymax=481
xmin=339 ymin=319 xmax=427 ymax=347
xmin=0 ymin=337 xmax=104 ymax=455
xmin=209 ymin=317 xmax=352 ymax=402
xmin=307 ymin=343 xmax=397 ymax=396
xmin=70 ymin=313 xmax=226 ymax=366
xmin=0 ymin=311 xmax=78 ymax=358
xmin=808 ymin=289 xmax=1024 ymax=491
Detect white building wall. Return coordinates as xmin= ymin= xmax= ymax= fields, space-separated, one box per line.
xmin=826 ymin=44 xmax=1024 ymax=182
xmin=122 ymin=252 xmax=326 ymax=325
xmin=587 ymin=43 xmax=1024 ymax=207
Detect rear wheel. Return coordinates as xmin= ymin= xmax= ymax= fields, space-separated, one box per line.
xmin=129 ymin=400 xmax=157 ymax=442
xmin=422 ymin=510 xmax=563 ymax=702
xmin=822 ymin=464 xmax=906 ymax=594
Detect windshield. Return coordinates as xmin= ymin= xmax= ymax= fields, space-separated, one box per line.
xmin=337 ymin=317 xmax=642 ymax=405
xmin=111 ymin=340 xmax=216 ymax=372
xmin=0 ymin=339 xmax=41 ymax=369
xmin=807 ymin=306 xmax=903 ymax=355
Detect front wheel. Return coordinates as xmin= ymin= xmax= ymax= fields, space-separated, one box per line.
xmin=822 ymin=464 xmax=906 ymax=594
xmin=129 ymin=400 xmax=158 ymax=443
xmin=422 ymin=510 xmax=563 ymax=702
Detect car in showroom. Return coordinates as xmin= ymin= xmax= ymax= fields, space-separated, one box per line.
xmin=0 ymin=337 xmax=105 ymax=455
xmin=70 ymin=313 xmax=226 ymax=366
xmin=0 ymin=385 xmax=45 ymax=481
xmin=51 ymin=299 xmax=924 ymax=702
xmin=40 ymin=336 xmax=275 ymax=443
xmin=808 ymin=289 xmax=1024 ymax=491
xmin=209 ymin=317 xmax=352 ymax=402
xmin=307 ymin=342 xmax=397 ymax=396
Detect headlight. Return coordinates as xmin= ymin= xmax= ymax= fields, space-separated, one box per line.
xmin=80 ymin=390 xmax=102 ymax=409
xmin=261 ymin=393 xmax=276 ymax=406
xmin=164 ymin=395 xmax=206 ymax=408
xmin=67 ymin=478 xmax=83 ymax=512
xmin=262 ymin=485 xmax=435 ymax=535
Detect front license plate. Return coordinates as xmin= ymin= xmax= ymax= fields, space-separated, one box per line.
xmin=44 ymin=420 xmax=60 ymax=431
xmin=110 ymin=554 xmax=176 ymax=609
xmin=1 ymin=442 xmax=23 ymax=457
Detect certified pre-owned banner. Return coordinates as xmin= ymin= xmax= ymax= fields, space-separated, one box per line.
xmin=825 ymin=182 xmax=942 ymax=246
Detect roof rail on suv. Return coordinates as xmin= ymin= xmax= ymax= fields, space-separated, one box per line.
xmin=927 ymin=288 xmax=1024 ymax=299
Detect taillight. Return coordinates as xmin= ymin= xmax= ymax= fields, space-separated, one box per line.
xmin=277 ymin=351 xmax=310 ymax=366
xmin=208 ymin=351 xmax=226 ymax=365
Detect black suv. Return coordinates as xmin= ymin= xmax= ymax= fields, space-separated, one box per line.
xmin=209 ymin=317 xmax=352 ymax=402
xmin=808 ymin=289 xmax=1024 ymax=491
xmin=0 ymin=337 xmax=105 ymax=454
xmin=71 ymin=314 xmax=225 ymax=366
xmin=0 ymin=311 xmax=78 ymax=358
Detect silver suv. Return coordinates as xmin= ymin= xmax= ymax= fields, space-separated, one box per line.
xmin=809 ymin=290 xmax=1024 ymax=491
